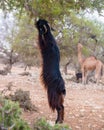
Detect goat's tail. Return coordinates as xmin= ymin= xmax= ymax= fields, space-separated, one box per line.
xmin=47 ymin=87 xmax=64 ymax=111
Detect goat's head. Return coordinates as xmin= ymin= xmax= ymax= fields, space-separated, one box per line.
xmin=35 ymin=19 xmax=51 ymax=35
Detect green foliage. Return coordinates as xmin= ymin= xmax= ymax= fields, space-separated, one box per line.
xmin=0 ymin=0 xmax=104 ymax=22
xmin=12 ymin=15 xmax=40 ymax=66
xmin=0 ymin=96 xmax=31 ymax=130
xmin=13 ymin=119 xmax=30 ymax=130
xmin=7 ymin=11 xmax=104 ymax=66
xmin=0 ymin=98 xmax=21 ymax=126
xmin=12 ymin=16 xmax=36 ymax=51
xmin=1 ymin=0 xmax=104 ymax=66
xmin=34 ymin=118 xmax=71 ymax=130
xmin=58 ymin=12 xmax=104 ymax=64
xmin=81 ymin=47 xmax=90 ymax=57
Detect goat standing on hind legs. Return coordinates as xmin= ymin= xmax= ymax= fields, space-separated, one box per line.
xmin=35 ymin=19 xmax=66 ymax=124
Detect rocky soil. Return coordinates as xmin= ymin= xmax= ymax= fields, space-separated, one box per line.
xmin=0 ymin=64 xmax=104 ymax=130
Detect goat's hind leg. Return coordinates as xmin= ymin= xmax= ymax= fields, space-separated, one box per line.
xmin=55 ymin=105 xmax=64 ymax=124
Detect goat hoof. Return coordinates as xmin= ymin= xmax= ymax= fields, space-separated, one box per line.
xmin=55 ymin=120 xmax=63 ymax=124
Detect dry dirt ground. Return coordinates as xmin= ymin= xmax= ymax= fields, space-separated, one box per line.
xmin=0 ymin=64 xmax=104 ymax=130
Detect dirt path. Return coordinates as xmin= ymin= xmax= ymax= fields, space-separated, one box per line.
xmin=0 ymin=65 xmax=104 ymax=130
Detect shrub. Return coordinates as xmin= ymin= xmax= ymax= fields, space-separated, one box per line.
xmin=33 ymin=118 xmax=71 ymax=130
xmin=0 ymin=96 xmax=31 ymax=130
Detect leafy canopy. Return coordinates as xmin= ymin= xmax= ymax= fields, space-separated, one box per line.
xmin=0 ymin=0 xmax=104 ymax=22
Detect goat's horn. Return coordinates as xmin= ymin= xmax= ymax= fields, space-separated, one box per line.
xmin=43 ymin=25 xmax=47 ymax=33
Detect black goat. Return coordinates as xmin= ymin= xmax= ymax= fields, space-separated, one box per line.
xmin=76 ymin=72 xmax=82 ymax=83
xmin=35 ymin=19 xmax=66 ymax=123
